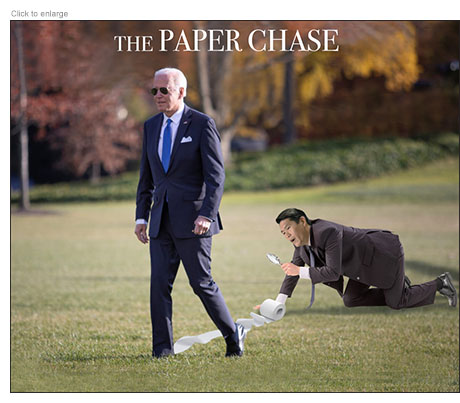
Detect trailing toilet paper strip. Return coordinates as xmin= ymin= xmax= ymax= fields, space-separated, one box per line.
xmin=173 ymin=299 xmax=285 ymax=354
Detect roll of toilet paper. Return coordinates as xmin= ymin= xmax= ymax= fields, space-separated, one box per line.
xmin=259 ymin=298 xmax=286 ymax=321
xmin=173 ymin=299 xmax=286 ymax=354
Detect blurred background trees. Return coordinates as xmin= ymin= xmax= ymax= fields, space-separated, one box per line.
xmin=10 ymin=20 xmax=459 ymax=203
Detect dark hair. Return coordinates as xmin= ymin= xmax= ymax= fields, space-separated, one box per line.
xmin=275 ymin=208 xmax=312 ymax=225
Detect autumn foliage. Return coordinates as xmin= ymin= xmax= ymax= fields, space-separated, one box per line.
xmin=11 ymin=21 xmax=141 ymax=182
xmin=10 ymin=20 xmax=459 ymax=184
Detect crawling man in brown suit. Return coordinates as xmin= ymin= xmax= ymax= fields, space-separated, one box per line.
xmin=259 ymin=208 xmax=457 ymax=310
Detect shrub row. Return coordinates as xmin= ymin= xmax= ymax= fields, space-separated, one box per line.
xmin=10 ymin=133 xmax=458 ymax=203
xmin=224 ymin=133 xmax=459 ymax=191
xmin=11 ymin=174 xmax=140 ymax=204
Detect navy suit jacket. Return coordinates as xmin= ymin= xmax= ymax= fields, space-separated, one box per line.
xmin=279 ymin=219 xmax=403 ymax=297
xmin=135 ymin=104 xmax=225 ymax=239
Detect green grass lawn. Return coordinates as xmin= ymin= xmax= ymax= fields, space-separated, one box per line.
xmin=11 ymin=158 xmax=459 ymax=392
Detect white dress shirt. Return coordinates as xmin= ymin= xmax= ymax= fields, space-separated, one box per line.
xmin=275 ymin=240 xmax=312 ymax=304
xmin=136 ymin=104 xmax=185 ymax=226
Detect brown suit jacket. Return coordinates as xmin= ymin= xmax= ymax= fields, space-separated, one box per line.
xmin=279 ymin=219 xmax=403 ymax=297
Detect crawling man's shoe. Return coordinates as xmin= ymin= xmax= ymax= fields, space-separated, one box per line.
xmin=437 ymin=272 xmax=457 ymax=307
xmin=225 ymin=323 xmax=246 ymax=357
xmin=404 ymin=275 xmax=412 ymax=288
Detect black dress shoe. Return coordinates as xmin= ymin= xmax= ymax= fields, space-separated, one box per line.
xmin=404 ymin=275 xmax=412 ymax=288
xmin=225 ymin=323 xmax=246 ymax=357
xmin=437 ymin=272 xmax=457 ymax=307
xmin=152 ymin=351 xmax=173 ymax=359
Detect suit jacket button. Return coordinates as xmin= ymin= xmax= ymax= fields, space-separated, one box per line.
xmin=357 ymin=276 xmax=360 ymax=280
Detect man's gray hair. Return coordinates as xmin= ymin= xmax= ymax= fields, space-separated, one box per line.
xmin=154 ymin=67 xmax=187 ymax=96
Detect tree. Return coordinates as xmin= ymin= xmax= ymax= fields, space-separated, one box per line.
xmin=11 ymin=21 xmax=424 ymax=180
xmin=193 ymin=21 xmax=254 ymax=164
xmin=189 ymin=21 xmax=421 ymax=161
xmin=261 ymin=21 xmax=420 ymax=141
xmin=10 ymin=21 xmax=141 ymax=184
xmin=12 ymin=21 xmax=30 ymax=210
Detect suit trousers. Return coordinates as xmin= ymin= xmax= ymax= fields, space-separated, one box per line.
xmin=149 ymin=203 xmax=235 ymax=357
xmin=342 ymin=244 xmax=437 ymax=309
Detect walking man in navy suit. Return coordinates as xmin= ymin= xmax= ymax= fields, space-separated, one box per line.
xmin=135 ymin=67 xmax=245 ymax=358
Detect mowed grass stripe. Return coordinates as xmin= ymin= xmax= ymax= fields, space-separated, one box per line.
xmin=11 ymin=158 xmax=459 ymax=391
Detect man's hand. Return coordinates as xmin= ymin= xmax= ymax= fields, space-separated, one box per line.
xmin=281 ymin=262 xmax=300 ymax=276
xmin=193 ymin=215 xmax=211 ymax=235
xmin=135 ymin=223 xmax=148 ymax=244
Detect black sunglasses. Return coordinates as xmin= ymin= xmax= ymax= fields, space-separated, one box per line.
xmin=151 ymin=87 xmax=170 ymax=96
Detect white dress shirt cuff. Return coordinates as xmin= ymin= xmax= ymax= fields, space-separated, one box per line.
xmin=136 ymin=219 xmax=148 ymax=225
xmin=199 ymin=215 xmax=213 ymax=222
xmin=275 ymin=293 xmax=288 ymax=304
xmin=299 ymin=266 xmax=311 ymax=280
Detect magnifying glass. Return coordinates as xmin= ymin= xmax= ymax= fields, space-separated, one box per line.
xmin=266 ymin=253 xmax=281 ymax=265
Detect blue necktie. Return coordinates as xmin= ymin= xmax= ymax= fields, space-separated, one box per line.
xmin=162 ymin=119 xmax=172 ymax=172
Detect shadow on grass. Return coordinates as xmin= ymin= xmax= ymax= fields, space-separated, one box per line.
xmin=41 ymin=351 xmax=221 ymax=363
xmin=406 ymin=259 xmax=458 ymax=280
xmin=67 ymin=276 xmax=149 ymax=283
xmin=41 ymin=352 xmax=153 ymax=363
xmin=284 ymin=299 xmax=452 ymax=316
